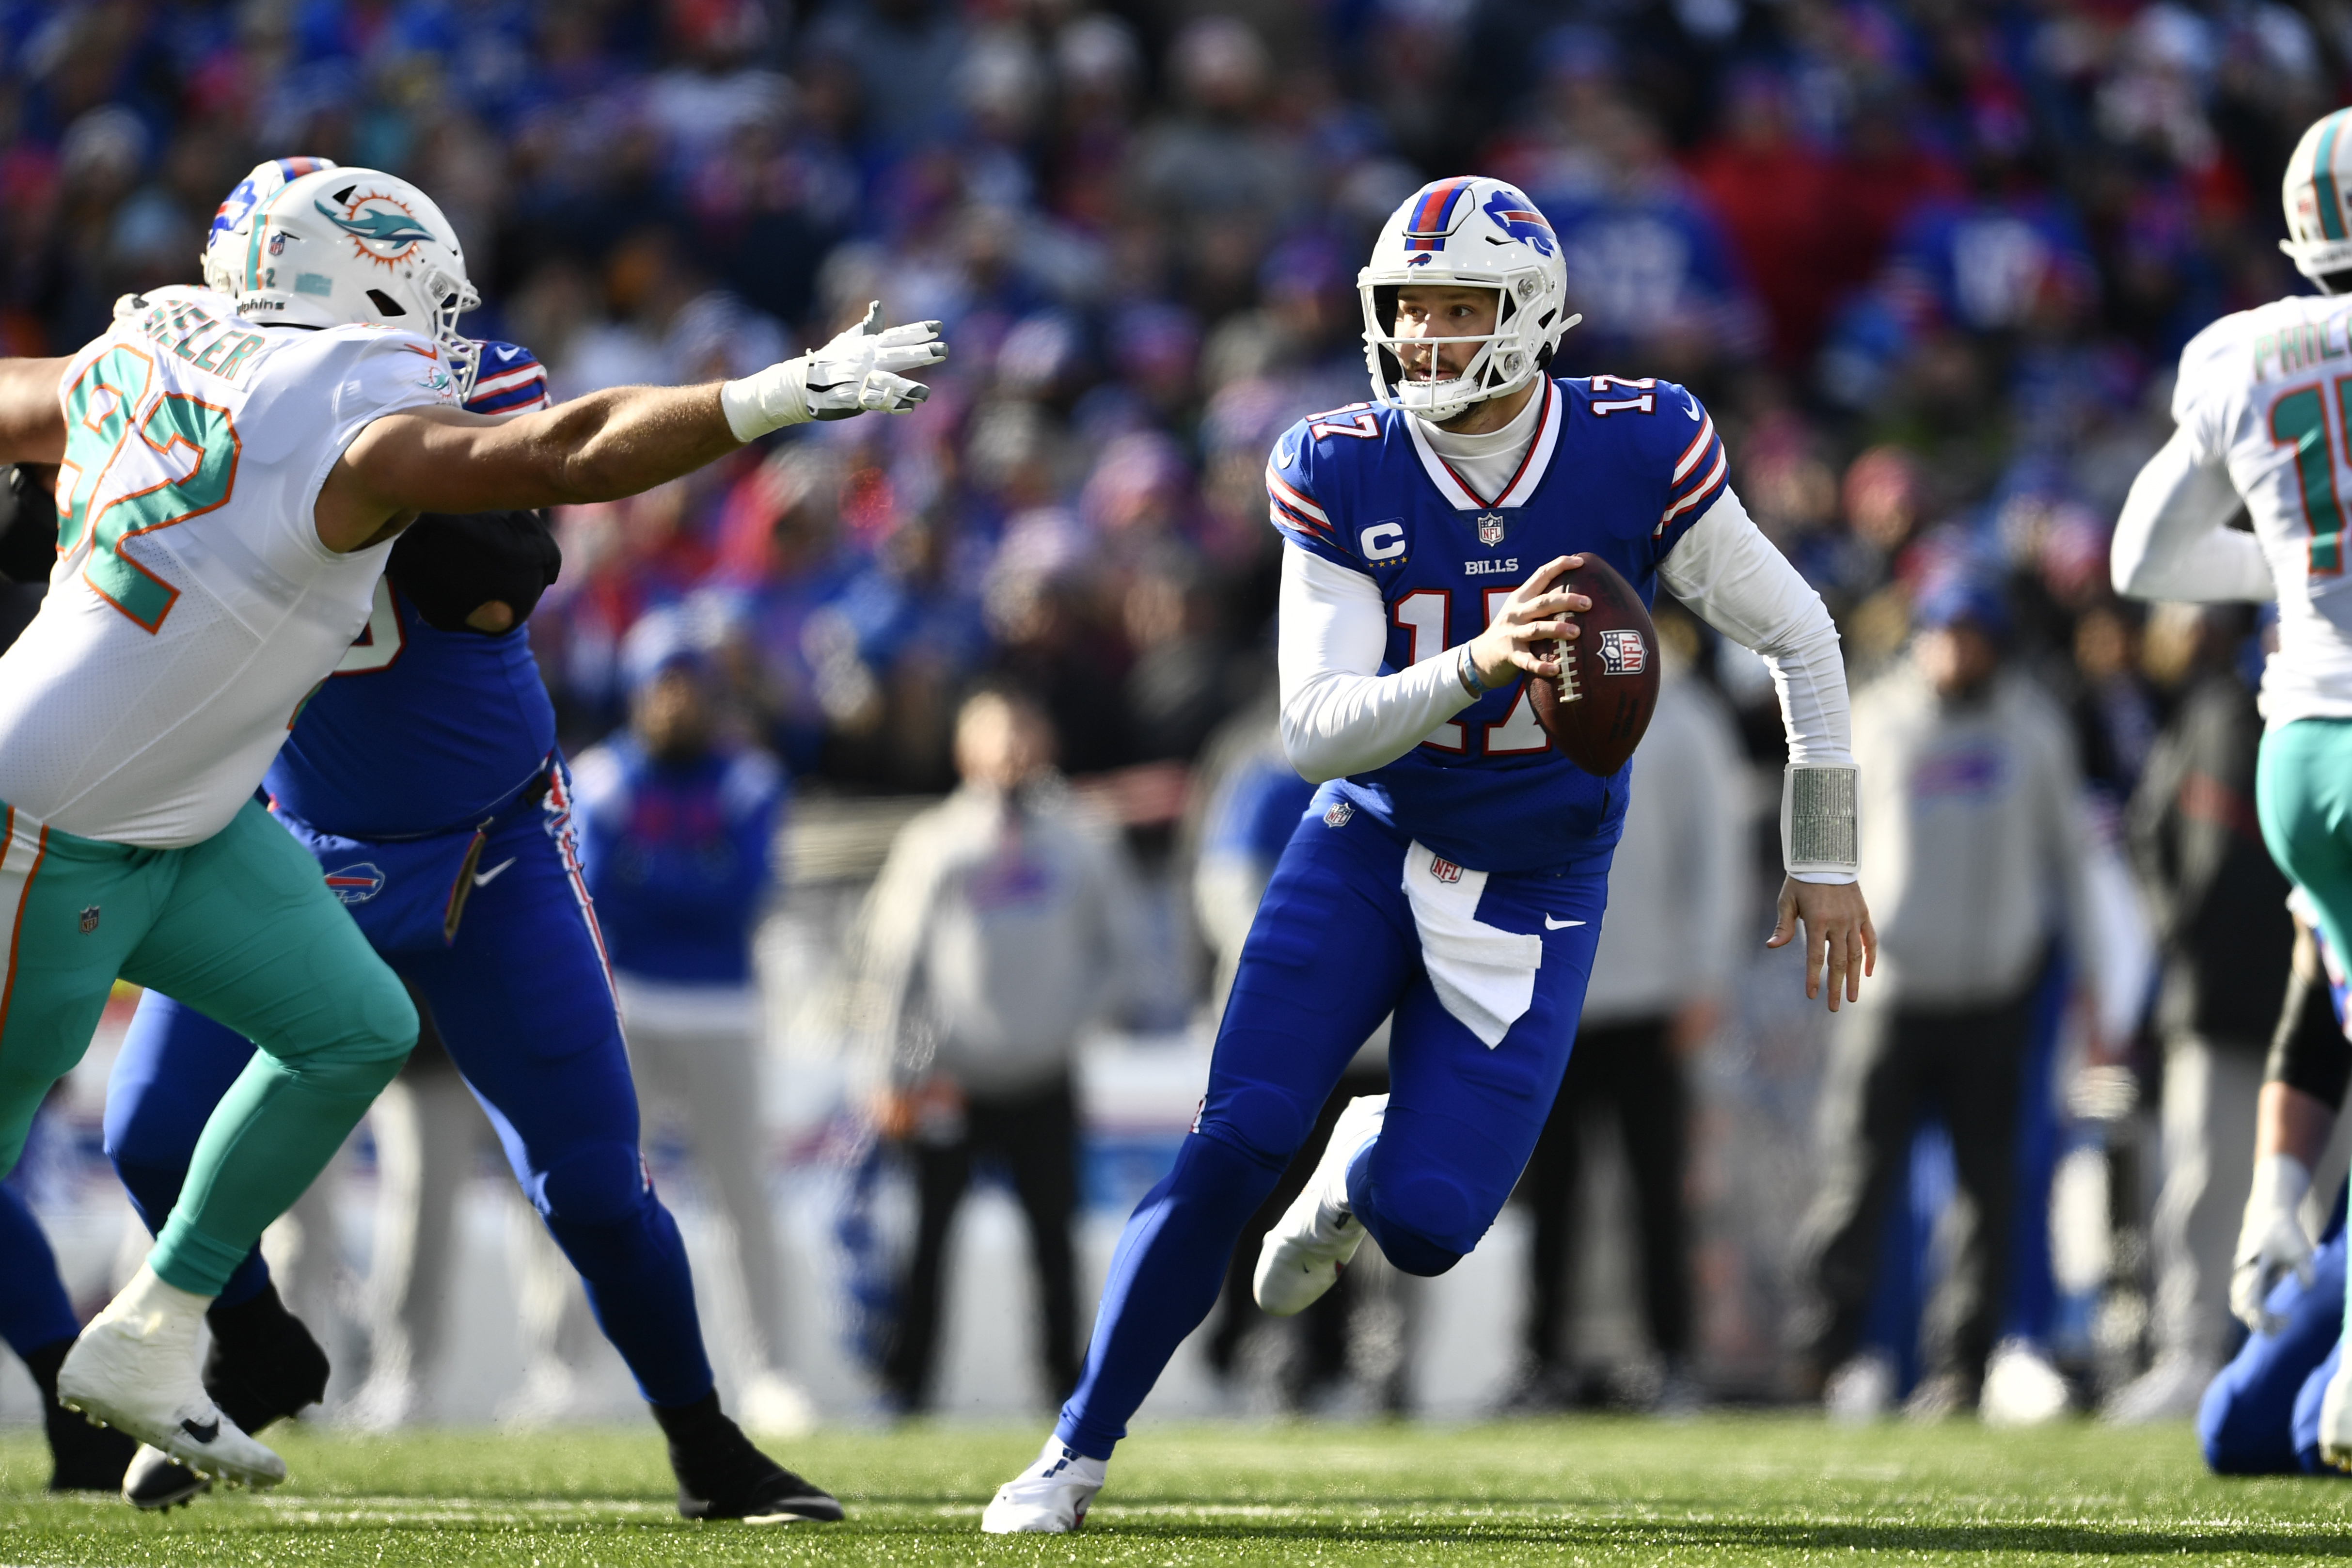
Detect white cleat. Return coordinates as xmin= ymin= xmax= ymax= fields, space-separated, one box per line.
xmin=1253 ymin=1094 xmax=1386 ymax=1316
xmin=980 ymin=1436 xmax=1107 ymax=1534
xmin=56 ymin=1266 xmax=286 ymax=1491
xmin=2321 ymin=1360 xmax=2352 ymax=1472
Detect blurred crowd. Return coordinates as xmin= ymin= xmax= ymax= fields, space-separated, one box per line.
xmin=7 ymin=0 xmax=2352 ymax=1424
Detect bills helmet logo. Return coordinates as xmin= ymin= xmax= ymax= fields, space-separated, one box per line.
xmin=1430 ymin=855 xmax=1463 ymax=884
xmin=315 ymin=190 xmax=437 ymax=269
xmin=323 ymin=863 xmax=387 ymax=904
xmin=1596 ymin=629 xmax=1647 ymax=675
xmin=1477 ymin=512 xmax=1505 ymax=546
xmin=207 ymin=157 xmax=334 ymax=250
xmin=1482 ymin=188 xmax=1556 ymax=258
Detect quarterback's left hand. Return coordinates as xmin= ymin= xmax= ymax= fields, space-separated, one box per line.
xmin=1767 ymin=877 xmax=1876 ymax=1013
xmin=2321 ymin=1359 xmax=2352 ymax=1471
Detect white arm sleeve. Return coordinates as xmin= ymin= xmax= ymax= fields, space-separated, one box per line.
xmin=1278 ymin=545 xmax=1477 ymax=783
xmin=2110 ymin=426 xmax=2273 ymax=602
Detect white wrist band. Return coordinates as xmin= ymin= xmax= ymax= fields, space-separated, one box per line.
xmin=1782 ymin=764 xmax=1859 ymax=879
xmin=2249 ymin=1151 xmax=2313 ymax=1220
xmin=719 ymin=357 xmax=812 ymax=442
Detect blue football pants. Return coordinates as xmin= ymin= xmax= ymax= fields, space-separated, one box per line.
xmin=0 ymin=1175 xmax=78 ymax=1358
xmin=2199 ymin=1186 xmax=2348 ymax=1475
xmin=104 ymin=791 xmax=718 ymax=1408
xmin=1056 ymin=796 xmax=1608 ymax=1457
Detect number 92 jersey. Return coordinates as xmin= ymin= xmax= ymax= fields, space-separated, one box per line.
xmin=1267 ymin=373 xmax=1728 ymax=873
xmin=2176 ymin=292 xmax=2352 ymax=726
xmin=0 ymin=285 xmax=459 ymax=849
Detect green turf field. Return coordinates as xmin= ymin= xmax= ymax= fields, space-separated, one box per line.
xmin=4 ymin=1415 xmax=2352 ymax=1564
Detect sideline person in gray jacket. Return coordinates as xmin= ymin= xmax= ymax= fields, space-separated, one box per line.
xmin=1795 ymin=574 xmax=2099 ymax=1417
xmin=854 ymin=684 xmax=1144 ymax=1411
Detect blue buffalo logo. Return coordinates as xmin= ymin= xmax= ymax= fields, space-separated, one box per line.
xmin=1482 ymin=188 xmax=1555 ymax=257
xmin=323 ymin=863 xmax=387 ymax=904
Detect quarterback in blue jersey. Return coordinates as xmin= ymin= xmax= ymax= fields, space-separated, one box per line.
xmin=83 ymin=159 xmax=844 ymax=1523
xmin=984 ymin=176 xmax=1878 ymax=1532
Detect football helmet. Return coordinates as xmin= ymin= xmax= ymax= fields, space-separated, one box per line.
xmin=2282 ymin=109 xmax=2352 ymax=286
xmin=1358 ymin=176 xmax=1579 ymax=424
xmin=203 ymin=163 xmax=482 ymax=396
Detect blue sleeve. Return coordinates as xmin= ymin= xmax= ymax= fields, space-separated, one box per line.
xmin=1651 ymin=382 xmax=1728 ymax=563
xmin=1265 ymin=419 xmax=1366 ymax=573
xmin=465 ymin=339 xmax=552 ymax=417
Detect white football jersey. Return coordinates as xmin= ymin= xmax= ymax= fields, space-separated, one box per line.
xmin=2177 ymin=291 xmax=2352 ymax=724
xmin=0 ymin=285 xmax=459 ymax=847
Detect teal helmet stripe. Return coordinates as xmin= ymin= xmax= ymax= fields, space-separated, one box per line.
xmin=244 ymin=178 xmax=303 ymax=292
xmin=2318 ymin=111 xmax=2349 ymax=243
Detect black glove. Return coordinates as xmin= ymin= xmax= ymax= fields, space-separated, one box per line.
xmin=386 ymin=508 xmax=562 ymax=634
xmin=0 ymin=465 xmax=59 ymax=586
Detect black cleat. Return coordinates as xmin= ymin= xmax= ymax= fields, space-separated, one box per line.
xmin=26 ymin=1338 xmax=136 ymax=1492
xmin=202 ymin=1282 xmax=330 ymax=1436
xmin=653 ymin=1391 xmax=843 ymax=1523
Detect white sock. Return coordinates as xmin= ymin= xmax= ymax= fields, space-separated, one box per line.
xmin=97 ymin=1264 xmax=214 ymax=1335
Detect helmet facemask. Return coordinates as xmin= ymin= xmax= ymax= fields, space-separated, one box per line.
xmin=1362 ymin=278 xmax=1558 ymax=424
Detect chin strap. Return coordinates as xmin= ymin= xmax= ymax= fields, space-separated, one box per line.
xmin=1783 ymin=765 xmax=1859 ymax=881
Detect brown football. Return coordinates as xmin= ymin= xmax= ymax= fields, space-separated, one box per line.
xmin=1524 ymin=554 xmax=1660 ymax=776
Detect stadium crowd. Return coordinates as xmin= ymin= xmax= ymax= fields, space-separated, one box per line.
xmin=3 ymin=0 xmax=2351 ymax=1435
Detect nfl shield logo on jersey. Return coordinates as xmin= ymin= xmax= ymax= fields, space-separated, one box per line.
xmin=78 ymin=905 xmax=99 ymax=934
xmin=1323 ymin=800 xmax=1355 ymax=828
xmin=1477 ymin=512 xmax=1505 ymax=546
xmin=1597 ymin=629 xmax=1647 ymax=675
xmin=1430 ymin=855 xmax=1463 ymax=884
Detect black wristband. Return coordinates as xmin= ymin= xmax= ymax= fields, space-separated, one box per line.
xmin=2266 ymin=960 xmax=2352 ymax=1111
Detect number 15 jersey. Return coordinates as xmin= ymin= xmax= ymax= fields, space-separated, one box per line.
xmin=1268 ymin=373 xmax=1729 ymax=873
xmin=2176 ymin=291 xmax=2352 ymax=726
xmin=0 ymin=285 xmax=458 ymax=848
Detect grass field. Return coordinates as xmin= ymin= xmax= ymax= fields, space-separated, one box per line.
xmin=5 ymin=1415 xmax=2352 ymax=1565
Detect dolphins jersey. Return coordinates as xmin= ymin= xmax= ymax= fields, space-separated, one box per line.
xmin=0 ymin=286 xmax=457 ymax=848
xmin=266 ymin=341 xmax=557 ymax=839
xmin=2176 ymin=293 xmax=2352 ymax=725
xmin=1266 ymin=374 xmax=1728 ymax=871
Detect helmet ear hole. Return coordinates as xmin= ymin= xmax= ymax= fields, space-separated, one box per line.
xmin=366 ymin=288 xmax=407 ymax=317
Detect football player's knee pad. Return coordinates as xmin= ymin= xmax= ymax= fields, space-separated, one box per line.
xmin=1195 ymin=1079 xmax=1320 ymax=1171
xmin=530 ymin=1142 xmax=653 ymax=1228
xmin=1358 ymin=1169 xmax=1480 ymax=1277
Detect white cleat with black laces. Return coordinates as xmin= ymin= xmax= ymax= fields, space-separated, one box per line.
xmin=55 ymin=1267 xmax=285 ymax=1491
xmin=981 ymin=1437 xmax=1107 ymax=1534
xmin=1253 ymin=1093 xmax=1387 ymax=1316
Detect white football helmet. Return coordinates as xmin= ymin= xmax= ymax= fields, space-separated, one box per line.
xmin=204 ymin=163 xmax=482 ymax=395
xmin=1358 ymin=176 xmax=1579 ymax=424
xmin=2283 ymin=109 xmax=2352 ymax=287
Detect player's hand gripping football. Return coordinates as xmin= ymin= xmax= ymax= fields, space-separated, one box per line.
xmin=1464 ymin=554 xmax=1590 ymax=689
xmin=1766 ymin=877 xmax=1876 ymax=1013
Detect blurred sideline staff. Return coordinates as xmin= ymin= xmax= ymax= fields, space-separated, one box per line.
xmin=855 ymin=686 xmax=1145 ymax=1411
xmin=1796 ymin=576 xmax=2100 ymax=1418
xmin=1511 ymin=609 xmax=1745 ymax=1412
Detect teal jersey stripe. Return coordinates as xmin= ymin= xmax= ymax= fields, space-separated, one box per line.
xmin=2318 ymin=113 xmax=2348 ymax=243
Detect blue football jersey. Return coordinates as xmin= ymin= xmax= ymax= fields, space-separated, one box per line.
xmin=1267 ymin=374 xmax=1729 ymax=873
xmin=265 ymin=341 xmax=557 ymax=839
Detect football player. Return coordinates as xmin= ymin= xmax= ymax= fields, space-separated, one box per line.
xmin=2196 ymin=902 xmax=2352 ymax=1475
xmin=76 ymin=158 xmax=854 ymax=1518
xmin=981 ymin=176 xmax=1874 ymax=1533
xmin=0 ymin=161 xmax=942 ymax=1492
xmin=2111 ymin=105 xmax=2352 ymax=1470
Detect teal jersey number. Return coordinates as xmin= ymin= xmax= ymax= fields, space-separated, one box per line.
xmin=57 ymin=345 xmax=241 ymax=632
xmin=2270 ymin=380 xmax=2349 ymax=575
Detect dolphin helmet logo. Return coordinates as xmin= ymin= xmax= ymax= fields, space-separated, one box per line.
xmin=1482 ymin=187 xmax=1556 ymax=258
xmin=316 ymin=192 xmax=438 ymax=268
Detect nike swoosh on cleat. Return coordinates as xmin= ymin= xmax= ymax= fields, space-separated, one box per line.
xmin=472 ymin=857 xmax=518 ymax=887
xmin=180 ymin=1418 xmax=220 ymax=1443
xmin=1544 ymin=916 xmax=1585 ymax=929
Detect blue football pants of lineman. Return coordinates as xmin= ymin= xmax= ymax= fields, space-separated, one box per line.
xmin=103 ymin=798 xmax=716 ymax=1408
xmin=2199 ymin=1185 xmax=2349 ymax=1476
xmin=0 ymin=1177 xmax=78 ymax=1359
xmin=1056 ymin=791 xmax=1609 ymax=1458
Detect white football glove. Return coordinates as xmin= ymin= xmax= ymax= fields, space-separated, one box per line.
xmin=719 ymin=301 xmax=947 ymax=439
xmin=2231 ymin=1152 xmax=2316 ymax=1335
xmin=2321 ymin=1358 xmax=2352 ymax=1472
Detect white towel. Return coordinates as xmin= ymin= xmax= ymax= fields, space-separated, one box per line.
xmin=1401 ymin=841 xmax=1543 ymax=1049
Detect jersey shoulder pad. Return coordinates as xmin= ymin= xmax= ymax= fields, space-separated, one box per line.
xmin=1570 ymin=375 xmax=1730 ymax=536
xmin=2173 ymin=308 xmax=2259 ymax=423
xmin=467 ymin=339 xmax=552 ymax=417
xmin=1265 ymin=409 xmax=1362 ymax=569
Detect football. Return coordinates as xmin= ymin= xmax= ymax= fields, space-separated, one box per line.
xmin=1524 ymin=554 xmax=1660 ymax=776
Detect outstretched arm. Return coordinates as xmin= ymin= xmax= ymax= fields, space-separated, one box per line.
xmin=2111 ymin=427 xmax=2271 ymax=602
xmin=0 ymin=358 xmax=69 ymax=465
xmin=316 ymin=303 xmax=945 ymax=553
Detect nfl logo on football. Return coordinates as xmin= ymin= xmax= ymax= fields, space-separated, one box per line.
xmin=1597 ymin=629 xmax=1647 ymax=675
xmin=1476 ymin=512 xmax=1504 ymax=546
